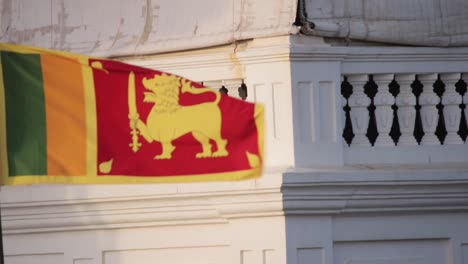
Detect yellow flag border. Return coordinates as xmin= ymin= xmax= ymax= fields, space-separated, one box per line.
xmin=0 ymin=167 xmax=262 ymax=185
xmin=0 ymin=53 xmax=8 ymax=181
xmin=0 ymin=42 xmax=92 ymax=61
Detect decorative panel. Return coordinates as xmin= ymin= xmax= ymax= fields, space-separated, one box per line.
xmin=334 ymin=239 xmax=451 ymax=264
xmin=297 ymin=248 xmax=324 ymax=264
xmin=103 ymin=246 xmax=228 ymax=264
xmin=263 ymin=249 xmax=277 ymax=264
xmin=74 ymin=258 xmax=94 ymax=264
xmin=295 ymin=82 xmax=315 ymax=142
xmin=318 ymin=81 xmax=336 ymax=143
xmin=5 ymin=253 xmax=64 ymax=264
xmin=462 ymin=244 xmax=468 ymax=264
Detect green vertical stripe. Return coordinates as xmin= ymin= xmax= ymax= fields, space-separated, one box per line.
xmin=2 ymin=51 xmax=47 ymax=176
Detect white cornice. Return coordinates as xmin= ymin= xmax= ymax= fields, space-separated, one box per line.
xmin=283 ymin=164 xmax=468 ymax=215
xmin=1 ymin=187 xmax=283 ymax=234
xmin=289 ymin=46 xmax=468 ymax=62
xmin=8 ymin=165 xmax=468 ymax=233
xmin=117 ymin=35 xmax=468 ymax=75
xmin=0 ymin=168 xmax=287 ymax=235
xmin=119 ymin=44 xmax=242 ymax=72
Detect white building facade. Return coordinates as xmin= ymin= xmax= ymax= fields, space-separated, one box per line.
xmin=1 ymin=1 xmax=468 ymax=264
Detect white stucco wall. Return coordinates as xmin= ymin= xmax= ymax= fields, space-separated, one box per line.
xmin=2 ymin=34 xmax=468 ymax=264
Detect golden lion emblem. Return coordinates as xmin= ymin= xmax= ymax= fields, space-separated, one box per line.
xmin=132 ymin=73 xmax=229 ymax=160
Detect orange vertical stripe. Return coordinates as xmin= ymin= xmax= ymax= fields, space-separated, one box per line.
xmin=41 ymin=54 xmax=87 ymax=175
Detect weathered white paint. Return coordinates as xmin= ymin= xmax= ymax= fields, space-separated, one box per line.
xmin=0 ymin=0 xmax=298 ymax=57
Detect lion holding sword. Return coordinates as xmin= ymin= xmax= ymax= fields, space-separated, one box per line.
xmin=128 ymin=72 xmax=229 ymax=160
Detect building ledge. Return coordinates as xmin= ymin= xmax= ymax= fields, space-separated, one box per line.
xmin=0 ymin=168 xmax=287 ymax=235
xmin=283 ymin=163 xmax=468 ymax=215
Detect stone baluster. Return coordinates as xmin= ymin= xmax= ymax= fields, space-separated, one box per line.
xmin=347 ymin=75 xmax=371 ymax=146
xmin=373 ymin=74 xmax=395 ymax=146
xmin=418 ymin=73 xmax=440 ymax=145
xmin=395 ymin=74 xmax=417 ymax=145
xmin=341 ymin=75 xmax=348 ymax=133
xmin=463 ymin=73 xmax=468 ymax=144
xmin=441 ymin=73 xmax=463 ymax=144
xmin=341 ymin=76 xmax=354 ymax=146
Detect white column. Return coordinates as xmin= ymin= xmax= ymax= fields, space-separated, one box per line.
xmin=290 ymin=61 xmax=344 ymax=166
xmin=373 ymin=74 xmax=395 ymax=146
xmin=347 ymin=74 xmax=371 ymax=146
xmin=440 ymin=73 xmax=463 ymax=144
xmin=241 ymin=62 xmax=295 ymax=168
xmin=395 ymin=74 xmax=418 ymax=146
xmin=418 ymin=73 xmax=440 ymax=145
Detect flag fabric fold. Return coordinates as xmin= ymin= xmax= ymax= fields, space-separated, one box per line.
xmin=0 ymin=43 xmax=264 ymax=185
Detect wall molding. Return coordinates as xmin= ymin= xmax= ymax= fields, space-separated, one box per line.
xmin=1 ymin=186 xmax=283 ymax=234
xmin=283 ymin=164 xmax=468 ymax=215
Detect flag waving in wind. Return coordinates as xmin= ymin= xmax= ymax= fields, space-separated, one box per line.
xmin=0 ymin=43 xmax=264 ymax=185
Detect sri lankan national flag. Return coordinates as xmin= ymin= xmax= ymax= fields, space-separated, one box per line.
xmin=0 ymin=43 xmax=264 ymax=185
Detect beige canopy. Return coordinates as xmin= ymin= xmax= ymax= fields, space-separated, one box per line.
xmin=0 ymin=0 xmax=298 ymax=57
xmin=300 ymin=0 xmax=468 ymax=47
xmin=1 ymin=0 xmax=467 ymax=57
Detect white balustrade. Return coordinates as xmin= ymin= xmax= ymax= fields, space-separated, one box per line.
xmin=395 ymin=74 xmax=418 ymax=146
xmin=440 ymin=73 xmax=463 ymax=144
xmin=373 ymin=74 xmax=395 ymax=146
xmin=343 ymin=72 xmax=468 ymax=148
xmin=347 ymin=75 xmax=371 ymax=146
xmin=418 ymin=74 xmax=440 ymax=145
